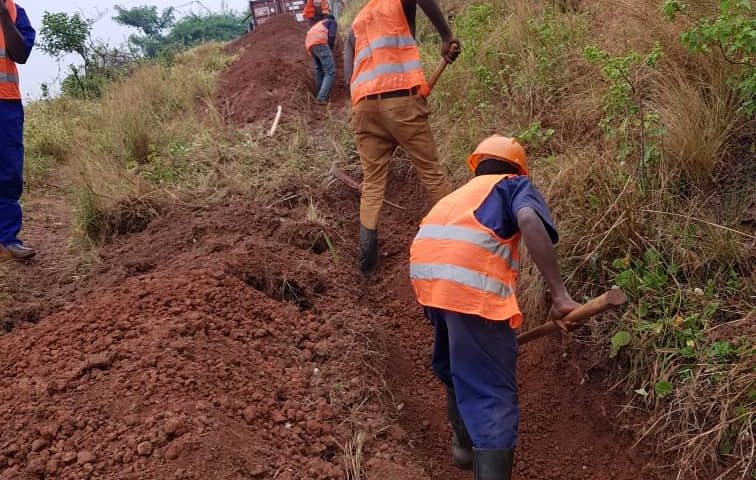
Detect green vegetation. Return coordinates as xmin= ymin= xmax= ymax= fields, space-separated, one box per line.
xmin=22 ymin=0 xmax=754 ymax=477
xmin=415 ymin=0 xmax=754 ymax=476
xmin=114 ymin=5 xmax=248 ymax=58
xmin=38 ymin=5 xmax=247 ymax=97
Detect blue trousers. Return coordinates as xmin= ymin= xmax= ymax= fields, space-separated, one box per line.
xmin=311 ymin=44 xmax=335 ymax=102
xmin=427 ymin=307 xmax=519 ymax=449
xmin=0 ymin=100 xmax=24 ymax=246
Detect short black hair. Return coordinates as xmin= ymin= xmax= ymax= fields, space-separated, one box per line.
xmin=474 ymin=158 xmax=521 ymax=176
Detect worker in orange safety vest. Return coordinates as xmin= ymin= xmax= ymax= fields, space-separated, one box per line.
xmin=344 ymin=0 xmax=461 ymax=276
xmin=303 ymin=0 xmax=329 ymax=26
xmin=304 ymin=14 xmax=337 ymax=105
xmin=0 ymin=0 xmax=36 ymax=260
xmin=409 ymin=136 xmax=580 ymax=479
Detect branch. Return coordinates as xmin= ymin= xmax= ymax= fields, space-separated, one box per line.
xmin=718 ymin=42 xmax=755 ymax=68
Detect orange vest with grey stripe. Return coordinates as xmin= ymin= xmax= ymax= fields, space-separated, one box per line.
xmin=349 ymin=0 xmax=428 ymax=104
xmin=410 ymin=174 xmax=524 ymax=328
xmin=305 ymin=20 xmax=329 ymax=54
xmin=303 ymin=0 xmax=329 ymax=19
xmin=0 ymin=1 xmax=21 ymax=100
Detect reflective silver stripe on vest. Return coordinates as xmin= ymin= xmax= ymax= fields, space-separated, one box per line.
xmin=350 ymin=60 xmax=423 ymax=89
xmin=410 ymin=263 xmax=514 ymax=298
xmin=0 ymin=49 xmax=5 ymax=58
xmin=415 ymin=224 xmax=520 ymax=269
xmin=0 ymin=72 xmax=19 ymax=84
xmin=353 ymin=35 xmax=418 ymax=68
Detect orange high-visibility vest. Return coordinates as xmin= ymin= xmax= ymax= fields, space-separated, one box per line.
xmin=305 ymin=20 xmax=329 ymax=53
xmin=303 ymin=0 xmax=329 ymax=19
xmin=0 ymin=1 xmax=21 ymax=100
xmin=349 ymin=0 xmax=428 ymax=104
xmin=410 ymin=174 xmax=524 ymax=327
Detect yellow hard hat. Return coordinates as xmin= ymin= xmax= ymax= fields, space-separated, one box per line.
xmin=466 ymin=135 xmax=528 ymax=175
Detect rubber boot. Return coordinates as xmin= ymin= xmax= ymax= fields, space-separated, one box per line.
xmin=358 ymin=226 xmax=378 ymax=275
xmin=447 ymin=387 xmax=474 ymax=470
xmin=473 ymin=448 xmax=515 ymax=480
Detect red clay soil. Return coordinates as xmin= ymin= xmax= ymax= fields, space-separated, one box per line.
xmin=0 ymin=200 xmax=432 ymax=480
xmin=216 ymin=15 xmax=347 ymax=127
xmin=0 ymin=174 xmax=674 ymax=480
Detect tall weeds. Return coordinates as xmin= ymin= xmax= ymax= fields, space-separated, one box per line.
xmin=421 ymin=0 xmax=754 ymax=477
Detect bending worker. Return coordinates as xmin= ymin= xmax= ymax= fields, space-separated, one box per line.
xmin=0 ymin=0 xmax=35 ymax=260
xmin=409 ymin=136 xmax=580 ymax=479
xmin=305 ymin=14 xmax=337 ymax=105
xmin=344 ymin=0 xmax=460 ymax=275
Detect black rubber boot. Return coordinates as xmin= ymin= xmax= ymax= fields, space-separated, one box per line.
xmin=447 ymin=387 xmax=474 ymax=470
xmin=358 ymin=226 xmax=379 ymax=275
xmin=474 ymin=448 xmax=515 ymax=480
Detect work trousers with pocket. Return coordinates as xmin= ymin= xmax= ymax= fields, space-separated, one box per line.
xmin=0 ymin=100 xmax=24 ymax=246
xmin=426 ymin=306 xmax=520 ymax=450
xmin=350 ymin=94 xmax=452 ymax=230
xmin=311 ymin=44 xmax=336 ymax=102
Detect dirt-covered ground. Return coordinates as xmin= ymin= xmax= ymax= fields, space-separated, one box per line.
xmin=0 ymin=173 xmax=669 ymax=479
xmin=1 ymin=15 xmax=674 ymax=480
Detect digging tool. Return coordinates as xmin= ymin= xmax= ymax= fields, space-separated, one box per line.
xmin=516 ymin=289 xmax=627 ymax=345
xmin=423 ymin=45 xmax=460 ymax=96
xmin=330 ymin=163 xmax=406 ymax=210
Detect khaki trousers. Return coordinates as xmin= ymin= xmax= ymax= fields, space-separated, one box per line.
xmin=350 ymin=94 xmax=453 ymax=230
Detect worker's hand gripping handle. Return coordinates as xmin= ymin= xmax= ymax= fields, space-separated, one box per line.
xmin=516 ymin=289 xmax=627 ymax=345
xmin=419 ymin=44 xmax=461 ymax=97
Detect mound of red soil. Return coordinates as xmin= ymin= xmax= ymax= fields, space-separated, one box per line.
xmin=2 ymin=171 xmax=674 ymax=480
xmin=0 ymin=202 xmax=424 ymax=480
xmin=216 ymin=15 xmax=347 ymax=127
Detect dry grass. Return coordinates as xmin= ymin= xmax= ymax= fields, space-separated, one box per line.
xmin=417 ymin=0 xmax=756 ymax=478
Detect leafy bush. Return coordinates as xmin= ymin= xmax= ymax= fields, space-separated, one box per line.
xmin=663 ymin=0 xmax=755 ymax=115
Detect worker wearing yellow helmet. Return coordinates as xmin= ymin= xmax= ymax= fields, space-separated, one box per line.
xmin=409 ymin=136 xmax=579 ymax=479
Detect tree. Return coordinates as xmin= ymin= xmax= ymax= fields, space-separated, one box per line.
xmin=38 ymin=12 xmax=93 ymax=69
xmin=113 ymin=5 xmax=176 ymax=58
xmin=165 ymin=12 xmax=247 ymax=50
xmin=39 ymin=10 xmax=135 ymax=98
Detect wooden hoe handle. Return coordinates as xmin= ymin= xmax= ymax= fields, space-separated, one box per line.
xmin=426 ymin=58 xmax=450 ymax=93
xmin=516 ymin=289 xmax=627 ymax=346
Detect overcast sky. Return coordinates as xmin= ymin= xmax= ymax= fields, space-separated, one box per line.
xmin=16 ymin=0 xmax=240 ymax=99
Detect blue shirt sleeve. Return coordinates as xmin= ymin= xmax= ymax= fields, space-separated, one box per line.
xmin=474 ymin=176 xmax=559 ymax=244
xmin=14 ymin=5 xmax=36 ymax=60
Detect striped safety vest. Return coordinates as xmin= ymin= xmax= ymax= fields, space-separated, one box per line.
xmin=305 ymin=20 xmax=329 ymax=53
xmin=303 ymin=0 xmax=329 ymax=19
xmin=349 ymin=0 xmax=428 ymax=104
xmin=410 ymin=174 xmax=524 ymax=327
xmin=0 ymin=1 xmax=21 ymax=100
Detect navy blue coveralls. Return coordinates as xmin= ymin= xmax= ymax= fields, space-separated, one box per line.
xmin=427 ymin=175 xmax=558 ymax=450
xmin=0 ymin=4 xmax=35 ymax=247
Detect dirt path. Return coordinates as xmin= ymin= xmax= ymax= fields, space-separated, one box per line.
xmin=0 ymin=185 xmax=82 ymax=331
xmin=322 ymin=174 xmax=668 ymax=479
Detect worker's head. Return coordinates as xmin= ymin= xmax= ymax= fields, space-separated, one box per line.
xmin=467 ymin=136 xmax=529 ymax=177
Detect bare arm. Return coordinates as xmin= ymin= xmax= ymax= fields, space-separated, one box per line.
xmin=0 ymin=2 xmax=28 ymax=64
xmin=343 ymin=28 xmax=355 ymax=96
xmin=517 ymin=207 xmax=579 ymax=322
xmin=416 ymin=0 xmax=460 ymax=63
